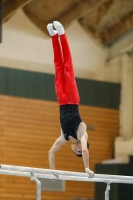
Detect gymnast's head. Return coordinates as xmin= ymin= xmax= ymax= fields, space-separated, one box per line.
xmin=71 ymin=142 xmax=89 ymax=157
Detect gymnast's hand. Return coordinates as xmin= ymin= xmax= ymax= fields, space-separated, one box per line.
xmin=85 ymin=167 xmax=94 ymax=178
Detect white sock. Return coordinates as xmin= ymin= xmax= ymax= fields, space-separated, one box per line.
xmin=47 ymin=23 xmax=58 ymax=36
xmin=53 ymin=21 xmax=65 ymax=35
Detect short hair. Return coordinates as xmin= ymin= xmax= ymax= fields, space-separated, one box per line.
xmin=76 ymin=142 xmax=89 ymax=157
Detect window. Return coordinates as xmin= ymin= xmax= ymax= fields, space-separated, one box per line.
xmin=39 ymin=178 xmax=65 ymax=191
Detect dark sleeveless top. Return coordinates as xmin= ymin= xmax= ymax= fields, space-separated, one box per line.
xmin=60 ymin=104 xmax=82 ymax=141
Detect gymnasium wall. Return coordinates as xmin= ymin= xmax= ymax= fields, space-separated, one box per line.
xmin=0 ymin=66 xmax=120 ymax=200
xmin=0 ymin=9 xmax=120 ymax=83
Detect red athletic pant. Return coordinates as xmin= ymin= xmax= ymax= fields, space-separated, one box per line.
xmin=51 ymin=33 xmax=80 ymax=105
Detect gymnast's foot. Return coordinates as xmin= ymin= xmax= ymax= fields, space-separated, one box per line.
xmin=53 ymin=21 xmax=65 ymax=35
xmin=47 ymin=23 xmax=58 ymax=36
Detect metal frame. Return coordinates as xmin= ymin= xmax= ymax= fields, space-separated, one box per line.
xmin=0 ymin=164 xmax=133 ymax=200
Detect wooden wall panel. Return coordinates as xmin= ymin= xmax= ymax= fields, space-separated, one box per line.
xmin=0 ymin=95 xmax=119 ymax=200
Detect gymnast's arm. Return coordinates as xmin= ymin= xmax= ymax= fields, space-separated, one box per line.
xmin=80 ymin=134 xmax=94 ymax=177
xmin=49 ymin=135 xmax=67 ymax=169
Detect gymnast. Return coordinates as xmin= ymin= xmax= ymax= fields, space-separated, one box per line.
xmin=47 ymin=21 xmax=94 ymax=177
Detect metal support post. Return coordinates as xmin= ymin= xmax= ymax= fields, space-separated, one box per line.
xmin=31 ymin=175 xmax=41 ymax=200
xmin=105 ymin=183 xmax=110 ymax=200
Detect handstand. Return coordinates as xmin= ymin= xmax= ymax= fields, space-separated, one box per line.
xmin=47 ymin=21 xmax=94 ymax=177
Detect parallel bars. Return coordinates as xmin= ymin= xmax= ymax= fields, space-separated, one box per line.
xmin=0 ymin=164 xmax=133 ymax=200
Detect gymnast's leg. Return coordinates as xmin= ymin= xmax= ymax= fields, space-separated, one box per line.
xmin=53 ymin=21 xmax=80 ymax=105
xmin=47 ymin=23 xmax=67 ymax=104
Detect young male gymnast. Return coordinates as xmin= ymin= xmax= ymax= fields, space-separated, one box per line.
xmin=47 ymin=21 xmax=94 ymax=177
